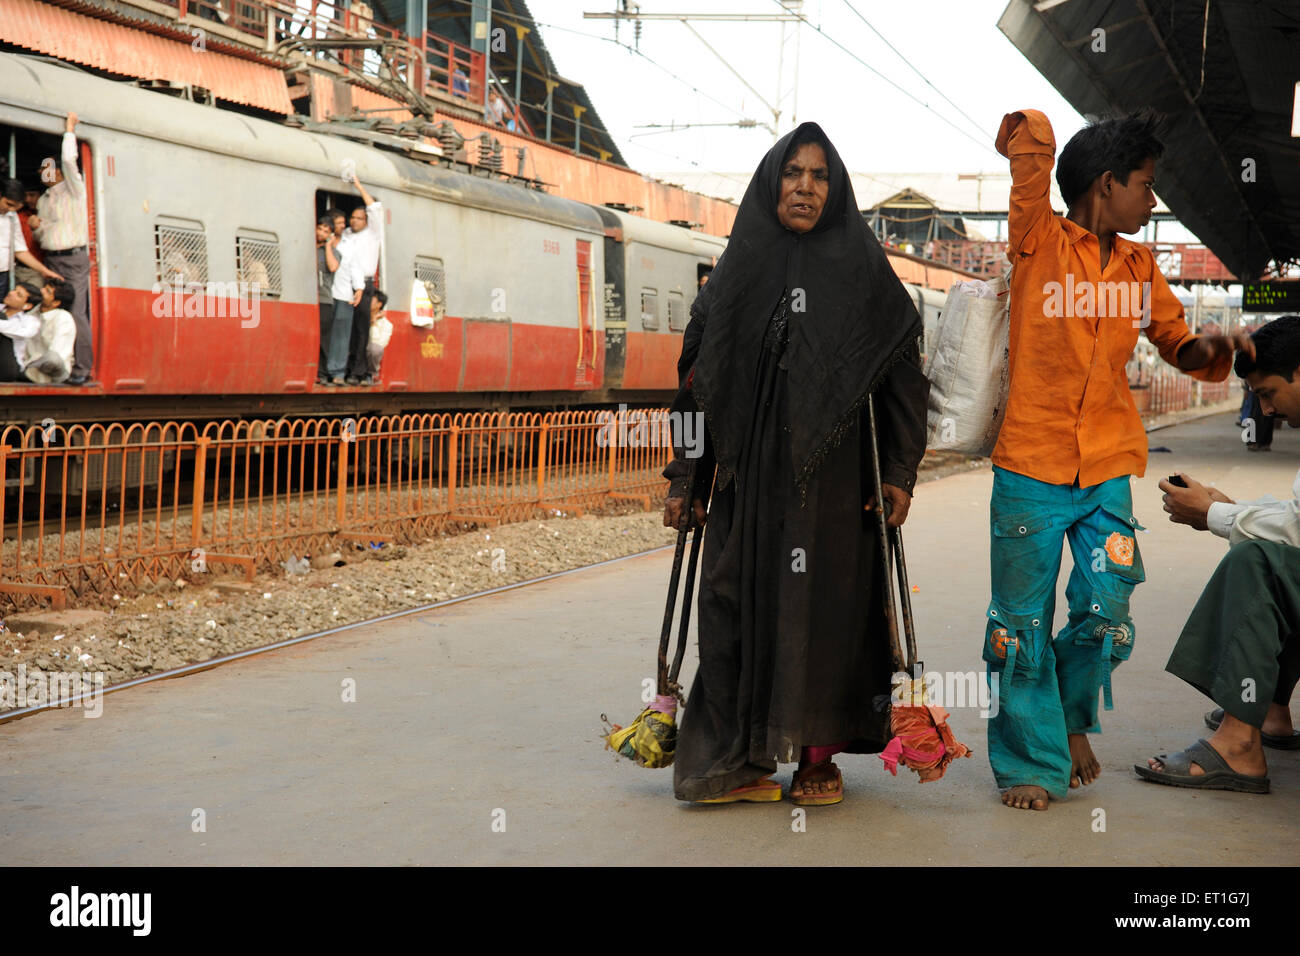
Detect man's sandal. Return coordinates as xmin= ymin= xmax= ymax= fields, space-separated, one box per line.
xmin=696 ymin=775 xmax=783 ymax=804
xmin=1204 ymin=708 xmax=1300 ymax=750
xmin=790 ymin=760 xmax=844 ymax=807
xmin=1133 ymin=738 xmax=1270 ymax=794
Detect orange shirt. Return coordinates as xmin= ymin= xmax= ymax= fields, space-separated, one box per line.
xmin=992 ymin=109 xmax=1231 ymax=488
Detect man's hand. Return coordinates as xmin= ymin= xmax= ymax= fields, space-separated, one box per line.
xmin=27 ymin=215 xmax=41 ymax=231
xmin=66 ymin=112 xmax=78 ymax=133
xmin=865 ymin=482 xmax=911 ymax=528
xmin=663 ymin=495 xmax=707 ymax=530
xmin=1157 ymin=472 xmax=1225 ymax=531
xmin=350 ymin=288 xmax=363 ymax=307
xmin=42 ymin=266 xmax=64 ymax=281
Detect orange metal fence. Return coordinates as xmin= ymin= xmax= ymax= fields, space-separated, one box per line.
xmin=0 ymin=385 xmax=1243 ymax=610
xmin=0 ymin=409 xmax=675 ymax=610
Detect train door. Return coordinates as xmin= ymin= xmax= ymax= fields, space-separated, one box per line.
xmin=596 ymin=210 xmax=627 ymax=390
xmin=574 ymin=238 xmax=596 ymax=388
xmin=1 ymin=122 xmax=96 ymax=383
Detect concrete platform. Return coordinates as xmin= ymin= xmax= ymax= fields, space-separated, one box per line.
xmin=2 ymin=411 xmax=1297 ymax=865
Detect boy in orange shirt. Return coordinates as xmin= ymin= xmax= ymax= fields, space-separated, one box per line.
xmin=987 ymin=109 xmax=1252 ymax=811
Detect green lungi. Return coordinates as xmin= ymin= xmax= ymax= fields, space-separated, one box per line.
xmin=1167 ymin=539 xmax=1300 ymax=726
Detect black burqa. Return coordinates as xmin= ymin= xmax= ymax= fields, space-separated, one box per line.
xmin=663 ymin=122 xmax=929 ymax=801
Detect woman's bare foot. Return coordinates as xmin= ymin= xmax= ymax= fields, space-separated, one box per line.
xmin=1147 ymin=713 xmax=1269 ymax=777
xmin=1001 ymin=785 xmax=1048 ymax=810
xmin=1069 ymin=734 xmax=1101 ymax=787
xmin=790 ymin=761 xmax=841 ymax=800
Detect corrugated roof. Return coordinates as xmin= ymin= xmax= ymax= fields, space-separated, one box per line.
xmin=0 ymin=0 xmax=293 ymax=114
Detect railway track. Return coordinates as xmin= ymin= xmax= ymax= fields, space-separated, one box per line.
xmin=0 ymin=541 xmax=677 ymax=724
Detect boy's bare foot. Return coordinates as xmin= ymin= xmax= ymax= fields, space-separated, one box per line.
xmin=1069 ymin=733 xmax=1101 ymax=787
xmin=1001 ymin=785 xmax=1048 ymax=810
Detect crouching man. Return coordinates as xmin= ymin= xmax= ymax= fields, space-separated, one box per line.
xmin=24 ymin=279 xmax=77 ymax=384
xmin=1139 ymin=315 xmax=1300 ymax=794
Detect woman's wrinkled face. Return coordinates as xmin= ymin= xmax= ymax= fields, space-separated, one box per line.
xmin=776 ymin=142 xmax=829 ymax=233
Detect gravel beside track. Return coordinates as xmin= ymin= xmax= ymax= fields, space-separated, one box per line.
xmin=0 ymin=451 xmax=980 ymax=709
xmin=0 ymin=508 xmax=679 ymax=700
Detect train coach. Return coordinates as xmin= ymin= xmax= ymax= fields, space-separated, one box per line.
xmin=0 ymin=52 xmax=725 ymax=425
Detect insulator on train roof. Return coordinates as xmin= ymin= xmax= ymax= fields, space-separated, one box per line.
xmin=479 ymin=136 xmax=503 ymax=172
xmin=434 ymin=121 xmax=465 ymax=157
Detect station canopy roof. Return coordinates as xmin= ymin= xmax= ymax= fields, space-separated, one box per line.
xmin=999 ymin=0 xmax=1300 ymax=281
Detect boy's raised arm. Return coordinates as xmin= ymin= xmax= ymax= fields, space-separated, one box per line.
xmin=995 ymin=109 xmax=1057 ymax=256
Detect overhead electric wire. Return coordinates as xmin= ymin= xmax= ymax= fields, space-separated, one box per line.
xmin=840 ymin=0 xmax=990 ymax=142
xmin=770 ymin=0 xmax=999 ymax=156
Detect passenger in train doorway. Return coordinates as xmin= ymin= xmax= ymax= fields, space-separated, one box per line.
xmin=24 ymin=280 xmax=77 ymax=385
xmin=31 ymin=112 xmax=93 ymax=384
xmin=365 ymin=289 xmax=392 ymax=386
xmin=343 ymin=176 xmax=383 ymax=386
xmin=323 ymin=195 xmax=370 ymax=386
xmin=660 ymin=123 xmax=930 ymax=807
xmin=316 ymin=214 xmax=339 ymax=385
xmin=1 ymin=179 xmax=62 ymax=294
xmin=0 ymin=281 xmax=42 ymax=382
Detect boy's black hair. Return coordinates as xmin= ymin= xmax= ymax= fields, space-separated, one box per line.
xmin=43 ymin=279 xmax=75 ymax=311
xmin=325 ymin=207 xmax=345 ymax=224
xmin=1057 ymin=110 xmax=1164 ymax=208
xmin=1235 ymin=315 xmax=1300 ymax=380
xmin=373 ymin=289 xmax=389 ymax=308
xmin=317 ymin=214 xmax=335 ymax=228
xmin=1 ymin=178 xmax=23 ymax=203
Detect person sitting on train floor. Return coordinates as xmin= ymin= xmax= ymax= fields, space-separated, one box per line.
xmin=32 ymin=112 xmax=93 ymax=385
xmin=316 ymin=215 xmax=339 ymax=385
xmin=342 ymin=176 xmax=383 ymax=386
xmin=365 ymin=288 xmax=392 ymax=386
xmin=23 ymin=279 xmax=77 ymax=385
xmin=323 ymin=187 xmax=372 ymax=387
xmin=2 ymin=179 xmax=63 ymax=293
xmin=1135 ymin=316 xmax=1300 ymax=796
xmin=0 ymin=281 xmax=42 ymax=382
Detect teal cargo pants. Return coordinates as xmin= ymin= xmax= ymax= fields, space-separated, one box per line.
xmin=984 ymin=466 xmax=1146 ymax=798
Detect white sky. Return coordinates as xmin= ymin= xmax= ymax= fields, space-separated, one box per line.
xmin=527 ymin=0 xmax=1078 ymax=175
xmin=523 ymin=0 xmax=1199 ymax=242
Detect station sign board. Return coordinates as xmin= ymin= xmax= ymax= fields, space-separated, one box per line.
xmin=1242 ymin=280 xmax=1300 ymax=313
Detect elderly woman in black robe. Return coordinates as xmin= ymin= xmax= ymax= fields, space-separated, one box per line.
xmin=661 ymin=122 xmax=929 ymax=805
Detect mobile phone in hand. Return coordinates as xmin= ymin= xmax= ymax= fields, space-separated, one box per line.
xmin=1168 ymin=474 xmax=1188 ymax=488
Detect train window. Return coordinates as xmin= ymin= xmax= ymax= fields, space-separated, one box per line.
xmin=235 ymin=231 xmax=282 ymax=298
xmin=414 ymin=256 xmax=447 ymax=312
xmin=667 ymin=291 xmax=686 ymax=331
xmin=640 ymin=289 xmax=659 ymax=330
xmin=154 ymin=221 xmax=209 ymax=286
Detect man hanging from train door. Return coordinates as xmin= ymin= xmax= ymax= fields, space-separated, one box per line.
xmin=31 ymin=112 xmax=93 ymax=385
xmin=342 ymin=174 xmax=383 ymax=386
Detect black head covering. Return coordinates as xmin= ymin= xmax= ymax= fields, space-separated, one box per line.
xmin=691 ymin=122 xmax=921 ymax=496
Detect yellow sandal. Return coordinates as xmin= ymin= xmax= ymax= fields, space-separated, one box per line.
xmin=696 ymin=775 xmax=783 ymax=804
